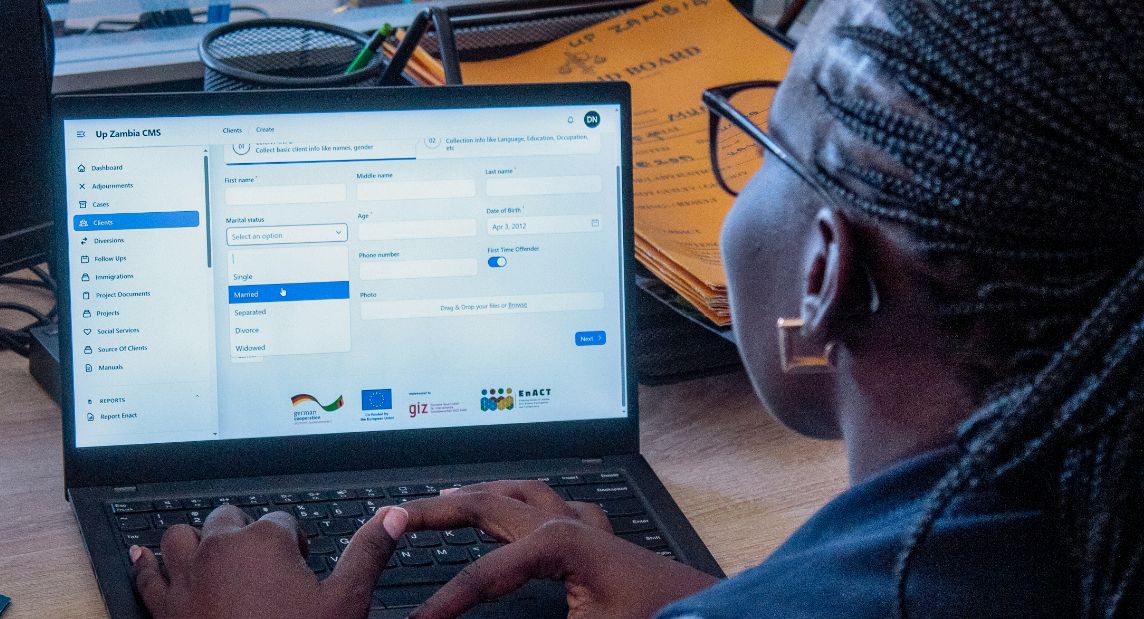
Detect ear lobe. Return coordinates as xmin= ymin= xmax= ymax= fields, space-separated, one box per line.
xmin=799 ymin=208 xmax=859 ymax=344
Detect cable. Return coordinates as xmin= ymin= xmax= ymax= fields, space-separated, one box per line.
xmin=0 ymin=276 xmax=53 ymax=290
xmin=28 ymin=264 xmax=55 ymax=290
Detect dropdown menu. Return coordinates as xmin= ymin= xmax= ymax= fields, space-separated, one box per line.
xmin=226 ymin=223 xmax=349 ymax=246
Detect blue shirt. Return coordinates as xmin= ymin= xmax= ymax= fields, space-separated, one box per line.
xmin=657 ymin=446 xmax=1077 ymax=618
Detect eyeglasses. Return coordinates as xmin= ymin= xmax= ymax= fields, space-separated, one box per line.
xmin=703 ymin=80 xmax=833 ymax=201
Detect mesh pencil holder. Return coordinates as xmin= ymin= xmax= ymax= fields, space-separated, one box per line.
xmin=199 ymin=19 xmax=389 ymax=91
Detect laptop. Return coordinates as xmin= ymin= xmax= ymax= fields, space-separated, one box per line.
xmin=53 ymin=82 xmax=723 ymax=617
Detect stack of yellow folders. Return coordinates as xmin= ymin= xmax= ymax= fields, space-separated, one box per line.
xmin=458 ymin=0 xmax=792 ymax=326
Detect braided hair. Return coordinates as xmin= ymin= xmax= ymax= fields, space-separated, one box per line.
xmin=812 ymin=0 xmax=1144 ymax=616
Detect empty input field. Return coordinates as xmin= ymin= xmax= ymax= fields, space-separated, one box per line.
xmin=227 ymin=224 xmax=348 ymax=246
xmin=357 ymin=179 xmax=476 ymax=201
xmin=360 ymin=259 xmax=477 ymax=280
xmin=488 ymin=214 xmax=603 ymax=236
xmin=359 ymin=219 xmax=477 ymax=241
xmin=486 ymin=175 xmax=602 ymax=196
xmin=225 ymin=184 xmax=347 ymax=206
xmin=361 ymin=292 xmax=606 ymax=320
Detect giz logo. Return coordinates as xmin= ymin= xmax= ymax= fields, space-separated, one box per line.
xmin=409 ymin=402 xmax=429 ymax=418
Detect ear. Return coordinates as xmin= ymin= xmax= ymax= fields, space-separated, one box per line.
xmin=799 ymin=208 xmax=863 ymax=344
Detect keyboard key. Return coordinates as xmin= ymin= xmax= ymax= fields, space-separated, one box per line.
xmin=387 ymin=484 xmax=439 ymax=497
xmin=583 ymin=472 xmax=624 ymax=484
xmin=378 ymin=564 xmax=464 ymax=587
xmin=294 ymin=505 xmax=328 ymax=519
xmin=363 ymin=498 xmax=396 ymax=514
xmin=357 ymin=487 xmax=385 ymax=498
xmin=274 ymin=493 xmax=301 ymax=504
xmin=111 ymin=501 xmax=152 ymax=514
xmin=441 ymin=528 xmax=478 ymax=545
xmin=153 ymin=511 xmax=187 ymax=528
xmin=308 ymin=537 xmax=336 ymax=555
xmin=184 ymin=497 xmax=212 ymax=510
xmin=477 ymin=529 xmax=498 ymax=543
xmin=332 ymin=489 xmax=357 ymax=500
xmin=405 ymin=531 xmax=441 ymax=548
xmin=122 ymin=530 xmax=164 ymax=548
xmin=306 ymin=555 xmax=327 ymax=574
xmin=610 ymin=515 xmax=655 ymax=534
xmin=301 ymin=521 xmax=320 ymax=538
xmin=239 ymin=495 xmax=269 ymax=506
xmin=655 ymin=549 xmax=679 ymax=561
xmin=303 ymin=491 xmax=334 ymax=502
xmin=556 ymin=475 xmax=585 ymax=485
xmin=186 ymin=510 xmax=209 ymax=527
xmin=325 ymin=555 xmax=340 ymax=570
xmin=152 ymin=499 xmax=183 ymax=511
xmin=396 ymin=548 xmax=433 ymax=567
xmin=595 ymin=498 xmax=644 ymax=517
xmin=243 ymin=506 xmax=274 ymax=520
xmin=374 ymin=584 xmax=439 ymax=609
xmin=467 ymin=544 xmax=496 ymax=561
xmin=116 ymin=514 xmax=151 ymax=531
xmin=566 ymin=484 xmax=633 ymax=501
xmin=127 ymin=547 xmax=164 ymax=564
xmin=319 ymin=519 xmax=353 ymax=536
xmin=432 ymin=547 xmax=470 ymax=564
xmin=335 ymin=536 xmax=353 ymax=552
xmin=620 ymin=531 xmax=668 ymax=550
xmin=212 ymin=496 xmax=238 ymax=507
xmin=328 ymin=502 xmax=363 ymax=518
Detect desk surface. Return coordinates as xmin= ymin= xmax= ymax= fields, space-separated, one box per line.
xmin=0 ymin=271 xmax=848 ymax=618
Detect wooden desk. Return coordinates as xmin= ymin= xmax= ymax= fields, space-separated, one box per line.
xmin=0 ymin=271 xmax=848 ymax=618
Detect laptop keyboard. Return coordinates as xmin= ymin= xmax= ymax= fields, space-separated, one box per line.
xmin=109 ymin=472 xmax=676 ymax=610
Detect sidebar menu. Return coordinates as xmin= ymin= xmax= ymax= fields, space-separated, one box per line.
xmin=68 ymin=145 xmax=220 ymax=447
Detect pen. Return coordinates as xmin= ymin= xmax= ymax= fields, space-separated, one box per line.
xmin=345 ymin=23 xmax=395 ymax=74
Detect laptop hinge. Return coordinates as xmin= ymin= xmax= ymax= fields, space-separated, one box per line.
xmin=112 ymin=486 xmax=138 ymax=493
xmin=579 ymin=458 xmax=603 ymax=465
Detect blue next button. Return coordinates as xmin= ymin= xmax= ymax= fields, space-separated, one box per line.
xmin=575 ymin=331 xmax=607 ymax=346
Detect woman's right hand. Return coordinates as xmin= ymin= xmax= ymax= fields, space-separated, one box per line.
xmin=400 ymin=480 xmax=719 ymax=619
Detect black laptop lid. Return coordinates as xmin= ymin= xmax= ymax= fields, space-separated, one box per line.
xmin=55 ymin=83 xmax=637 ymax=489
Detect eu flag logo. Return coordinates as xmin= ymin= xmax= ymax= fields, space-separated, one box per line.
xmin=361 ymin=389 xmax=393 ymax=411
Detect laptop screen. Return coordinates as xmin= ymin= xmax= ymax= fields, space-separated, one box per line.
xmin=62 ymin=100 xmax=628 ymax=449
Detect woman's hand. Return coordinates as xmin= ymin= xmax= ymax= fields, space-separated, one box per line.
xmin=131 ymin=504 xmax=408 ymax=619
xmin=400 ymin=480 xmax=719 ymax=619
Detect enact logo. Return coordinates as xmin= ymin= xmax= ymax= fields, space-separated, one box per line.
xmin=291 ymin=394 xmax=344 ymax=412
xmin=480 ymin=388 xmax=514 ymax=412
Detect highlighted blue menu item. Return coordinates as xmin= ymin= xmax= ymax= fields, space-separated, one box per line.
xmin=575 ymin=331 xmax=607 ymax=346
xmin=74 ymin=211 xmax=200 ymax=231
xmin=228 ymin=281 xmax=350 ymax=304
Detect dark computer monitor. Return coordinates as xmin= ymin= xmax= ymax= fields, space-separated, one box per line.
xmin=0 ymin=0 xmax=55 ymax=275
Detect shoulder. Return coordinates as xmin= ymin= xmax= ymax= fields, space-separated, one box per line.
xmin=658 ymin=446 xmax=1078 ymax=619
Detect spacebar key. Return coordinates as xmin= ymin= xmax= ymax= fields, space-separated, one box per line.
xmin=378 ymin=564 xmax=464 ymax=587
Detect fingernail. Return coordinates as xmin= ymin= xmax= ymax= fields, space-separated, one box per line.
xmin=382 ymin=506 xmax=409 ymax=540
xmin=129 ymin=545 xmax=142 ymax=564
xmin=440 ymin=487 xmax=459 ymax=495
